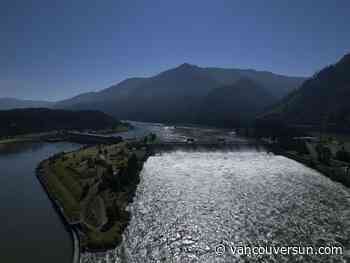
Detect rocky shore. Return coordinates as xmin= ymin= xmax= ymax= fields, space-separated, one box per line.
xmin=263 ymin=142 xmax=350 ymax=188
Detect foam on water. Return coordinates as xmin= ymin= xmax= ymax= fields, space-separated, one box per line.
xmin=117 ymin=150 xmax=350 ymax=262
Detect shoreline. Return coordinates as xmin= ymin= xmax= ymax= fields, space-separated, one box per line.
xmin=263 ymin=142 xmax=350 ymax=188
xmin=36 ymin=141 xmax=151 ymax=262
xmin=30 ymin=136 xmax=348 ymax=263
xmin=0 ymin=123 xmax=133 ymax=145
xmin=36 ymin=163 xmax=80 ymax=263
xmin=0 ymin=134 xmax=48 ymax=145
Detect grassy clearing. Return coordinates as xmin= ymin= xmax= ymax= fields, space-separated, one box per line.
xmin=52 ymin=160 xmax=83 ymax=201
xmin=41 ymin=141 xmax=148 ymax=251
xmin=45 ymin=164 xmax=80 ymax=220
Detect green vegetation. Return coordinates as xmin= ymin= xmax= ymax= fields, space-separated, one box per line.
xmin=336 ymin=147 xmax=350 ymax=163
xmin=85 ymin=222 xmax=124 ymax=249
xmin=258 ymin=127 xmax=350 ymax=187
xmin=42 ymin=161 xmax=80 ymax=220
xmin=197 ymin=78 xmax=275 ymax=127
xmin=0 ymin=108 xmax=120 ymax=138
xmin=143 ymin=133 xmax=157 ymax=144
xmin=315 ymin=144 xmax=332 ymax=165
xmin=94 ymin=122 xmax=133 ymax=135
xmin=0 ymin=132 xmax=54 ymax=145
xmin=262 ymin=53 xmax=350 ymax=131
xmin=51 ymin=160 xmax=83 ymax=201
xmin=39 ymin=141 xmax=150 ymax=251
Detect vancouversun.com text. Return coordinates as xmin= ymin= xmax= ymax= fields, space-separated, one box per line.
xmin=215 ymin=242 xmax=343 ymax=257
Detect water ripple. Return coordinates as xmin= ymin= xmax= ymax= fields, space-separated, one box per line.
xmin=121 ymin=150 xmax=350 ymax=262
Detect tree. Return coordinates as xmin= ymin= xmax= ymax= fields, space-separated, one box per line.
xmin=119 ymin=153 xmax=139 ymax=187
xmin=316 ymin=144 xmax=332 ymax=165
xmin=143 ymin=136 xmax=148 ymax=144
xmin=336 ymin=147 xmax=350 ymax=163
xmin=87 ymin=157 xmax=94 ymax=168
xmin=150 ymin=133 xmax=157 ymax=142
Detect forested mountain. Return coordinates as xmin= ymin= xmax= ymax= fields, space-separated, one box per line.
xmin=0 ymin=108 xmax=119 ymax=137
xmin=201 ymin=67 xmax=305 ymax=99
xmin=197 ymin=78 xmax=275 ymax=127
xmin=51 ymin=63 xmax=304 ymax=126
xmin=0 ymin=98 xmax=54 ymax=110
xmin=262 ymin=53 xmax=350 ymax=130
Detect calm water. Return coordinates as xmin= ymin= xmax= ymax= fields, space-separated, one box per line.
xmin=0 ymin=142 xmax=81 ymax=263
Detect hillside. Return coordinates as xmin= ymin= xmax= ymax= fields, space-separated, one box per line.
xmin=262 ymin=53 xmax=350 ymax=130
xmin=54 ymin=64 xmax=221 ymax=123
xmin=201 ymin=67 xmax=305 ymax=99
xmin=0 ymin=98 xmax=54 ymax=110
xmin=0 ymin=108 xmax=120 ymax=137
xmin=53 ymin=63 xmax=305 ymax=126
xmin=197 ymin=78 xmax=275 ymax=127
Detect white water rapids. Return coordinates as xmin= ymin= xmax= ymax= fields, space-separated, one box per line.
xmin=113 ymin=149 xmax=350 ymax=262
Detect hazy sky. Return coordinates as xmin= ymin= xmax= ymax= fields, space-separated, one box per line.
xmin=1 ymin=0 xmax=350 ymax=101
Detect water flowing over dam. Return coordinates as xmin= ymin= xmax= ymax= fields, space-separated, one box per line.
xmin=118 ymin=146 xmax=350 ymax=262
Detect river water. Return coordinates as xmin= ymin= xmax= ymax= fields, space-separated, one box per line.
xmin=109 ymin=123 xmax=350 ymax=262
xmin=119 ymin=148 xmax=350 ymax=262
xmin=2 ymin=123 xmax=350 ymax=263
xmin=0 ymin=142 xmax=81 ymax=263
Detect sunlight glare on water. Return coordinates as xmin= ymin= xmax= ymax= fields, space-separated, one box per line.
xmin=121 ymin=149 xmax=350 ymax=262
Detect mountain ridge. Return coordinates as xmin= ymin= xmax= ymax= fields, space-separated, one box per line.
xmin=0 ymin=63 xmax=306 ymax=127
xmin=197 ymin=78 xmax=275 ymax=127
xmin=0 ymin=108 xmax=120 ymax=137
xmin=52 ymin=63 xmax=305 ymax=125
xmin=261 ymin=53 xmax=350 ymax=130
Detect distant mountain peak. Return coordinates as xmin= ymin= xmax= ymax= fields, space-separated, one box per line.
xmin=179 ymin=62 xmax=193 ymax=67
xmin=11 ymin=62 xmax=307 ymax=126
xmin=177 ymin=63 xmax=198 ymax=70
xmin=158 ymin=62 xmax=202 ymax=78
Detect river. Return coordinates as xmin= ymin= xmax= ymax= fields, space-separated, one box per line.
xmin=121 ymin=148 xmax=350 ymax=262
xmin=86 ymin=123 xmax=350 ymax=262
xmin=0 ymin=141 xmax=81 ymax=263
xmin=2 ymin=123 xmax=350 ymax=263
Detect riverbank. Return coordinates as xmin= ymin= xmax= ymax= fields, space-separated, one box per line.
xmin=36 ymin=141 xmax=151 ymax=261
xmin=264 ymin=142 xmax=350 ymax=188
xmin=0 ymin=122 xmax=133 ymax=145
xmin=94 ymin=122 xmax=133 ymax=135
xmin=0 ymin=132 xmax=57 ymax=144
xmin=36 ymin=164 xmax=81 ymax=263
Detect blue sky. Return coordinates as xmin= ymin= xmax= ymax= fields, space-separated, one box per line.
xmin=1 ymin=0 xmax=350 ymax=101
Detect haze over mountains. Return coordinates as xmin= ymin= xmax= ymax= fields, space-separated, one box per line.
xmin=1 ymin=64 xmax=302 ymax=127
xmin=1 ymin=63 xmax=307 ymax=127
